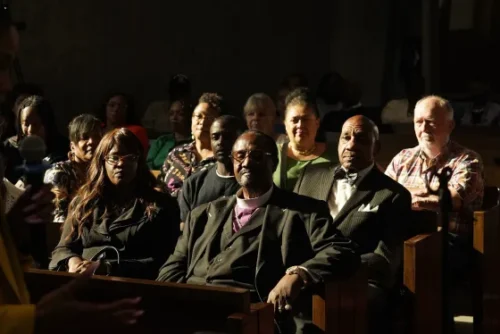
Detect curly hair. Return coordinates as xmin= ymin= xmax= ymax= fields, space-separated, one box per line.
xmin=66 ymin=128 xmax=159 ymax=239
xmin=284 ymin=87 xmax=319 ymax=118
xmin=198 ymin=92 xmax=224 ymax=114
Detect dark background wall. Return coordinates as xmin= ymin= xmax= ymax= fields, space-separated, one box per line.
xmin=10 ymin=0 xmax=395 ymax=132
xmin=12 ymin=1 xmax=493 ymax=133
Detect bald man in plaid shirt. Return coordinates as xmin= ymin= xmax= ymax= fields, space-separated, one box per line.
xmin=386 ymin=95 xmax=484 ymax=285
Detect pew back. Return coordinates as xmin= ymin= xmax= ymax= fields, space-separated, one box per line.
xmin=402 ymin=210 xmax=441 ymax=334
xmin=473 ymin=204 xmax=500 ymax=334
xmin=312 ymin=265 xmax=367 ymax=334
xmin=25 ymin=269 xmax=262 ymax=334
xmin=404 ymin=231 xmax=443 ymax=334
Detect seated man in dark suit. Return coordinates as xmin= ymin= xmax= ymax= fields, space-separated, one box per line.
xmin=294 ymin=115 xmax=412 ymax=333
xmin=157 ymin=130 xmax=360 ymax=332
xmin=178 ymin=115 xmax=244 ymax=226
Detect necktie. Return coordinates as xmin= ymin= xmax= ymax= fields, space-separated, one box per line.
xmin=334 ymin=167 xmax=358 ymax=185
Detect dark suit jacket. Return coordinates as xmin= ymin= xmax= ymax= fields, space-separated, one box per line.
xmin=157 ymin=186 xmax=360 ymax=300
xmin=294 ymin=165 xmax=412 ymax=290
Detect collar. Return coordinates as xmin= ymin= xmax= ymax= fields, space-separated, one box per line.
xmin=340 ymin=163 xmax=374 ymax=185
xmin=215 ymin=165 xmax=235 ymax=179
xmin=236 ymin=186 xmax=273 ymax=210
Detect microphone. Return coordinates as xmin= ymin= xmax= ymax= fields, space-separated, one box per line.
xmin=18 ymin=135 xmax=51 ymax=269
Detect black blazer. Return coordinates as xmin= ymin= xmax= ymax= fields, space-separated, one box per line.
xmin=157 ymin=186 xmax=360 ymax=299
xmin=294 ymin=164 xmax=412 ymax=289
xmin=50 ymin=191 xmax=180 ymax=279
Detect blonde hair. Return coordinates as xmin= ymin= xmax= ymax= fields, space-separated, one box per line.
xmin=243 ymin=93 xmax=276 ymax=116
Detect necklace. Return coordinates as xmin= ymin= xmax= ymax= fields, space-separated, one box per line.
xmin=292 ymin=144 xmax=316 ymax=156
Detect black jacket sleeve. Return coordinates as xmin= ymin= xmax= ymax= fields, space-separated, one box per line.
xmin=49 ymin=216 xmax=83 ymax=270
xmin=156 ymin=209 xmax=192 ymax=283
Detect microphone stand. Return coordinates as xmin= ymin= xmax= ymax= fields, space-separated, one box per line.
xmin=425 ymin=166 xmax=453 ymax=334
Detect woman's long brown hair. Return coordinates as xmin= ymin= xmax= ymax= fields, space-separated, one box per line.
xmin=66 ymin=128 xmax=158 ymax=239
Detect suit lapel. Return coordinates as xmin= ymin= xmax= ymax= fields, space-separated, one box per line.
xmin=294 ymin=163 xmax=336 ymax=201
xmin=187 ymin=197 xmax=236 ymax=276
xmin=331 ymin=168 xmax=378 ymax=227
xmin=255 ymin=204 xmax=285 ymax=297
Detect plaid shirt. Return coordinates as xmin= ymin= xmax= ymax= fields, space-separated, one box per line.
xmin=385 ymin=141 xmax=484 ymax=235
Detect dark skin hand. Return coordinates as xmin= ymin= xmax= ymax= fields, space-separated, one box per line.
xmin=35 ymin=265 xmax=144 ymax=334
xmin=267 ymin=274 xmax=304 ymax=313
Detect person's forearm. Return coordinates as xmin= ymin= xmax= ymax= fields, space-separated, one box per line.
xmin=449 ymin=187 xmax=463 ymax=210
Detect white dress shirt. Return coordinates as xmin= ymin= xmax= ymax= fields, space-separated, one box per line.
xmin=328 ymin=164 xmax=374 ymax=218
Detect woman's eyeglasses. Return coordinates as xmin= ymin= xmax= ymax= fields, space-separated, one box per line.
xmin=104 ymin=154 xmax=139 ymax=165
xmin=231 ymin=150 xmax=272 ymax=164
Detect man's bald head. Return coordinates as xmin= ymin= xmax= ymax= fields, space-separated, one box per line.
xmin=342 ymin=115 xmax=380 ymax=141
xmin=338 ymin=115 xmax=380 ymax=171
xmin=413 ymin=95 xmax=455 ymax=156
xmin=415 ymin=95 xmax=454 ymax=120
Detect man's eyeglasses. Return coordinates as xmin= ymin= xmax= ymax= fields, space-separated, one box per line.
xmin=104 ymin=154 xmax=139 ymax=165
xmin=231 ymin=150 xmax=272 ymax=164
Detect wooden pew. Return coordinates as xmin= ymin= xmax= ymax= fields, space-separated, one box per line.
xmin=26 ymin=268 xmax=368 ymax=334
xmin=25 ymin=268 xmax=273 ymax=334
xmin=402 ymin=210 xmax=442 ymax=334
xmin=312 ymin=265 xmax=367 ymax=334
xmin=473 ymin=187 xmax=500 ymax=334
xmin=404 ymin=231 xmax=442 ymax=334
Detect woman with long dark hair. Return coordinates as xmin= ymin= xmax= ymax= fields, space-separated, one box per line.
xmin=44 ymin=114 xmax=103 ymax=223
xmin=49 ymin=128 xmax=180 ymax=279
xmin=3 ymin=95 xmax=68 ymax=184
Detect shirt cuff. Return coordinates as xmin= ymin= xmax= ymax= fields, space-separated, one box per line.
xmin=286 ymin=265 xmax=321 ymax=286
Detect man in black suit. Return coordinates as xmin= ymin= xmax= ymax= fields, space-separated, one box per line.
xmin=294 ymin=115 xmax=412 ymax=333
xmin=157 ymin=130 xmax=359 ymax=332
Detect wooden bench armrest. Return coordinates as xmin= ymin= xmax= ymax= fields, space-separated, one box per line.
xmin=25 ymin=268 xmax=257 ymax=334
xmin=404 ymin=232 xmax=442 ymax=334
xmin=249 ymin=303 xmax=274 ymax=334
xmin=312 ymin=265 xmax=367 ymax=334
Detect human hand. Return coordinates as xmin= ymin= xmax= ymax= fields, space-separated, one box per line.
xmin=267 ymin=274 xmax=303 ymax=314
xmin=35 ymin=265 xmax=144 ymax=334
xmin=411 ymin=193 xmax=439 ymax=211
xmin=68 ymin=258 xmax=99 ymax=274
